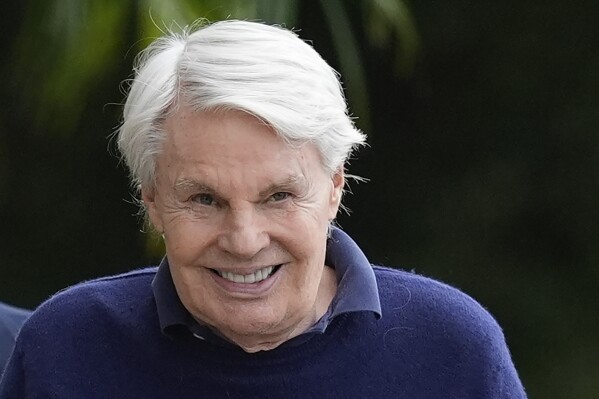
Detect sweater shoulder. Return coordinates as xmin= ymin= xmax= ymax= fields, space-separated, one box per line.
xmin=370 ymin=267 xmax=525 ymax=396
xmin=373 ymin=265 xmax=496 ymax=318
xmin=372 ymin=266 xmax=506 ymax=348
xmin=19 ymin=267 xmax=158 ymax=340
xmin=41 ymin=266 xmax=157 ymax=306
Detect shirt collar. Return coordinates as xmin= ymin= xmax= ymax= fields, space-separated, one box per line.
xmin=152 ymin=258 xmax=188 ymax=334
xmin=152 ymin=227 xmax=381 ymax=340
xmin=326 ymin=227 xmax=382 ymax=320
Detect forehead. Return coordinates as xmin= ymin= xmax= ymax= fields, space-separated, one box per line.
xmin=158 ymin=107 xmax=325 ymax=187
xmin=164 ymin=108 xmax=283 ymax=155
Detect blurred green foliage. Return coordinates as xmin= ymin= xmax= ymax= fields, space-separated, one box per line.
xmin=1 ymin=0 xmax=598 ymax=397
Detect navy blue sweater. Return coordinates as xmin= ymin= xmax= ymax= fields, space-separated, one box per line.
xmin=0 ymin=265 xmax=525 ymax=398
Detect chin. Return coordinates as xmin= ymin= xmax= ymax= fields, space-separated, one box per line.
xmin=223 ymin=323 xmax=290 ymax=353
xmin=237 ymin=340 xmax=284 ymax=353
xmin=223 ymin=316 xmax=282 ymax=337
xmin=216 ymin=314 xmax=291 ymax=346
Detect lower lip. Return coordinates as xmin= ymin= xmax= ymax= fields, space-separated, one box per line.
xmin=211 ymin=266 xmax=283 ymax=296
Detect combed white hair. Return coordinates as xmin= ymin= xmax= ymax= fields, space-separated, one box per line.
xmin=118 ymin=19 xmax=366 ymax=190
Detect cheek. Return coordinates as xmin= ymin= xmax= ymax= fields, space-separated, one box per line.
xmin=163 ymin=219 xmax=213 ymax=258
xmin=283 ymin=224 xmax=328 ymax=280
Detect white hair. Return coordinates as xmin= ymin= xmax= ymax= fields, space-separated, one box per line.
xmin=117 ymin=19 xmax=366 ymax=191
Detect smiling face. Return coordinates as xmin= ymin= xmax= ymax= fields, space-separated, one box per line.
xmin=143 ymin=107 xmax=343 ymax=352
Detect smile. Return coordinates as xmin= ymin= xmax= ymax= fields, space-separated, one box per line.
xmin=214 ymin=265 xmax=280 ymax=284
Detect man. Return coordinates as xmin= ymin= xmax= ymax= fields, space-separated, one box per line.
xmin=0 ymin=20 xmax=526 ymax=397
xmin=0 ymin=302 xmax=30 ymax=374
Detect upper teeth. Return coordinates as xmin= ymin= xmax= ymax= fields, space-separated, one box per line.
xmin=218 ymin=266 xmax=275 ymax=284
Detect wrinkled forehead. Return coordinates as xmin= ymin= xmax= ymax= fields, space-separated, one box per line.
xmin=158 ymin=107 xmax=327 ymax=179
xmin=162 ymin=105 xmax=326 ymax=167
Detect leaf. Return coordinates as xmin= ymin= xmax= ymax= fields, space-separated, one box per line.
xmin=319 ymin=0 xmax=371 ymax=132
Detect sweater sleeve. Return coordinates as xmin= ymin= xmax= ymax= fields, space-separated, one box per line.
xmin=374 ymin=267 xmax=527 ymax=398
xmin=434 ymin=281 xmax=528 ymax=398
xmin=475 ymin=317 xmax=527 ymax=398
xmin=430 ymin=281 xmax=527 ymax=398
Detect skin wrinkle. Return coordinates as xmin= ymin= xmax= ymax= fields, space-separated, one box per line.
xmin=143 ymin=107 xmax=343 ymax=352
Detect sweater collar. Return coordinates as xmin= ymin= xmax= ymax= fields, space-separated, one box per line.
xmin=152 ymin=227 xmax=381 ymax=339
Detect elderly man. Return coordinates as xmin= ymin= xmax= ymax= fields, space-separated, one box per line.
xmin=0 ymin=20 xmax=526 ymax=397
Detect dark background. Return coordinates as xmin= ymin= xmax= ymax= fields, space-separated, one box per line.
xmin=1 ymin=1 xmax=598 ymax=397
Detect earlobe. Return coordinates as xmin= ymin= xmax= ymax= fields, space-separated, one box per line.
xmin=329 ymin=169 xmax=345 ymax=219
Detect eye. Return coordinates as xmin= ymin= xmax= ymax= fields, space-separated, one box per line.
xmin=270 ymin=192 xmax=291 ymax=202
xmin=192 ymin=194 xmax=216 ymax=206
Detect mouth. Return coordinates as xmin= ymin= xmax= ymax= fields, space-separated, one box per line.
xmin=211 ymin=265 xmax=282 ymax=284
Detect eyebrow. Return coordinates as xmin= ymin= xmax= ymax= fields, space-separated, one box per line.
xmin=174 ymin=178 xmax=216 ymax=194
xmin=258 ymin=175 xmax=307 ymax=198
xmin=173 ymin=175 xmax=307 ymax=198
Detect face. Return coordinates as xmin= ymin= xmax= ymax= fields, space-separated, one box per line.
xmin=143 ymin=107 xmax=343 ymax=352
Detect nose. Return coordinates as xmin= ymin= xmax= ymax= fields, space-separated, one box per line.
xmin=217 ymin=205 xmax=270 ymax=259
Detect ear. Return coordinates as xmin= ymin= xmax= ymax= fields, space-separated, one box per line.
xmin=141 ymin=184 xmax=164 ymax=233
xmin=328 ymin=168 xmax=345 ymax=220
